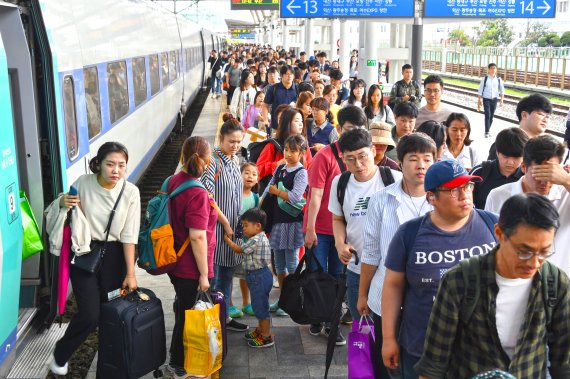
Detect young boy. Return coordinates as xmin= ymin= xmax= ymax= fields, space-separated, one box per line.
xmin=224 ymin=208 xmax=274 ymax=348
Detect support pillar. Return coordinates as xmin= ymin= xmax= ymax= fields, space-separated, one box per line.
xmin=331 ymin=18 xmax=340 ymax=60
xmin=411 ymin=18 xmax=423 ymax=82
xmin=359 ymin=21 xmax=379 ymax=86
xmin=305 ymin=18 xmax=314 ymax=56
xmin=339 ymin=19 xmax=349 ymax=78
xmin=282 ymin=20 xmax=289 ymax=51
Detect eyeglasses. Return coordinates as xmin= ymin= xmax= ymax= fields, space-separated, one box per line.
xmin=436 ymin=182 xmax=475 ymax=198
xmin=344 ymin=151 xmax=371 ymax=165
xmin=424 ymin=89 xmax=441 ymax=95
xmin=506 ymin=236 xmax=555 ymax=260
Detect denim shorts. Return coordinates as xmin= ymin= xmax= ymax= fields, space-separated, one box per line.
xmin=246 ymin=266 xmax=273 ymax=320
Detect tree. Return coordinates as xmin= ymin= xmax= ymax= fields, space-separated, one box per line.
xmin=521 ymin=22 xmax=551 ymax=46
xmin=475 ymin=20 xmax=514 ymax=47
xmin=538 ymin=33 xmax=562 ymax=47
xmin=448 ymin=28 xmax=472 ymax=46
xmin=561 ymin=31 xmax=570 ymax=47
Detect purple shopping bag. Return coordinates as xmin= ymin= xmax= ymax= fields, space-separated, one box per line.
xmin=348 ymin=316 xmax=376 ymax=379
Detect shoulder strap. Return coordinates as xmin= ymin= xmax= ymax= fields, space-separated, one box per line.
xmin=330 ymin=143 xmax=346 ymax=172
xmin=336 ymin=171 xmax=352 ymax=208
xmin=403 ymin=215 xmax=424 ymax=256
xmin=476 ymin=160 xmax=494 ymax=180
xmin=212 ymin=150 xmax=223 ymax=182
xmin=253 ymin=193 xmax=259 ymax=207
xmin=459 ymin=255 xmax=482 ymax=323
xmin=482 ymin=76 xmax=488 ymax=93
xmin=541 ymin=262 xmax=559 ymax=341
xmin=474 ymin=209 xmax=498 ymax=242
xmin=379 ymin=166 xmax=395 ymax=186
xmin=103 ymin=180 xmax=127 ymax=240
xmin=469 ymin=146 xmax=475 ymax=168
xmin=270 ymin=138 xmax=283 ymax=154
xmin=170 ymin=179 xmax=205 ymax=198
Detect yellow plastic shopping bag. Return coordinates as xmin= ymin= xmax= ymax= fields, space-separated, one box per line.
xmin=183 ymin=301 xmax=223 ymax=377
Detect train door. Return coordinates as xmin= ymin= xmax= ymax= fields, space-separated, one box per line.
xmin=200 ymin=30 xmax=206 ymax=87
xmin=0 ymin=7 xmax=25 ymax=377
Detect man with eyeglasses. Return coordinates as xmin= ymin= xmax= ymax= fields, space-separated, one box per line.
xmin=416 ymin=193 xmax=570 ymax=379
xmin=487 ymin=93 xmax=553 ymax=160
xmin=486 ymin=135 xmax=570 ymax=275
xmin=304 ymin=106 xmax=368 ymax=346
xmin=382 ymin=160 xmax=498 ymax=378
xmin=415 ymin=75 xmax=451 ymax=128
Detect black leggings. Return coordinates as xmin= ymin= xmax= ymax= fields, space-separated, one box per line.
xmin=168 ymin=274 xmax=199 ymax=367
xmin=53 ymin=242 xmax=125 ymax=366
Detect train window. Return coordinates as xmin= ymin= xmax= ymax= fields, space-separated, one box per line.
xmin=62 ymin=75 xmax=79 ymax=160
xmin=83 ymin=67 xmax=102 ymax=140
xmin=161 ymin=52 xmax=169 ymax=87
xmin=133 ymin=57 xmax=147 ymax=107
xmin=107 ymin=61 xmax=129 ymax=124
xmin=149 ymin=54 xmax=160 ymax=95
xmin=169 ymin=51 xmax=177 ymax=81
xmin=186 ymin=49 xmax=191 ymax=71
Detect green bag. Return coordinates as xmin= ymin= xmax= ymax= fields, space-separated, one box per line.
xmin=277 ymin=182 xmax=306 ymax=217
xmin=20 ymin=191 xmax=44 ymax=260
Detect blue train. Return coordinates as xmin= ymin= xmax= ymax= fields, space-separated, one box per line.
xmin=0 ymin=0 xmax=223 ymax=376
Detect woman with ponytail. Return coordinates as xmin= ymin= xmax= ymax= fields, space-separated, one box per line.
xmin=201 ymin=113 xmax=249 ymax=332
xmin=50 ymin=142 xmax=141 ymax=376
xmin=166 ymin=136 xmax=218 ymax=377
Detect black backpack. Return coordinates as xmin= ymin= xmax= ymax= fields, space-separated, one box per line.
xmin=336 ymin=166 xmax=395 ymax=208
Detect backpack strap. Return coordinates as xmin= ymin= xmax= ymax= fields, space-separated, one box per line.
xmin=336 ymin=171 xmax=352 ymax=208
xmin=330 ymin=143 xmax=346 ymax=172
xmin=469 ymin=146 xmax=475 ymax=168
xmin=253 ymin=192 xmax=259 ymax=207
xmin=379 ymin=166 xmax=395 ymax=186
xmin=474 ymin=209 xmax=498 ymax=242
xmin=402 ymin=215 xmax=424 ymax=256
xmin=472 ymin=160 xmax=494 ymax=181
xmin=212 ymin=150 xmax=223 ymax=182
xmin=482 ymin=75 xmax=489 ymax=94
xmin=170 ymin=179 xmax=205 ymax=198
xmin=459 ymin=255 xmax=482 ymax=323
xmin=541 ymin=262 xmax=559 ymax=342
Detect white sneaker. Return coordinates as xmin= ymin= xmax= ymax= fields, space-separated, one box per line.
xmin=211 ymin=94 xmax=216 ymax=99
xmin=49 ymin=355 xmax=68 ymax=376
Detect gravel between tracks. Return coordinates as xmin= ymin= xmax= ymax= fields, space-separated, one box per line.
xmin=442 ymin=91 xmax=568 ymax=134
xmin=45 ymin=88 xmax=209 ymax=379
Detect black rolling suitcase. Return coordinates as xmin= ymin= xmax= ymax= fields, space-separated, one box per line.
xmin=98 ymin=288 xmax=166 ymax=378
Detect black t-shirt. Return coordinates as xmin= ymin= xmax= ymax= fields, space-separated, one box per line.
xmin=471 ymin=160 xmax=523 ymax=209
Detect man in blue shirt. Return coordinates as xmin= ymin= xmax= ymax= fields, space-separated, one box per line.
xmin=477 ymin=63 xmax=505 ymax=138
xmin=262 ymin=65 xmax=298 ymax=130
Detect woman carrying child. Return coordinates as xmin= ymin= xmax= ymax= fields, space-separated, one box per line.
xmin=261 ymin=135 xmax=309 ymax=316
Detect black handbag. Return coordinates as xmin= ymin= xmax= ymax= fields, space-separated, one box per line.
xmin=278 ymin=248 xmax=338 ymax=325
xmin=71 ymin=181 xmax=126 ymax=273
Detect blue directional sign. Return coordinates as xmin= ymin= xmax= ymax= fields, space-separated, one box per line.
xmin=280 ymin=0 xmax=414 ymax=18
xmin=425 ymin=0 xmax=555 ymax=18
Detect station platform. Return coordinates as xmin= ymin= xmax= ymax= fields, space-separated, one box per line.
xmin=84 ymin=93 xmax=350 ymax=379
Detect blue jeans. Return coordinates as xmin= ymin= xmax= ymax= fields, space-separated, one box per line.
xmin=309 ymin=234 xmax=343 ymax=279
xmin=346 ymin=270 xmax=360 ymax=320
xmin=246 ymin=266 xmax=273 ymax=320
xmin=210 ymin=76 xmax=221 ymax=94
xmin=273 ymin=248 xmax=299 ymax=275
xmin=401 ymin=348 xmax=420 ymax=379
xmin=483 ymin=97 xmax=498 ymax=134
xmin=213 ymin=264 xmax=236 ymax=319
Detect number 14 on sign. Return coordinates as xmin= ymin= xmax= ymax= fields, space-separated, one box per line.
xmin=520 ymin=0 xmax=552 ymax=15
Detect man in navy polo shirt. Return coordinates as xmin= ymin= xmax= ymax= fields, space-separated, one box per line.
xmin=262 ymin=64 xmax=298 ymax=130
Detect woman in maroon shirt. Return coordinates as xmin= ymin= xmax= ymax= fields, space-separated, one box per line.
xmin=166 ymin=136 xmax=218 ymax=378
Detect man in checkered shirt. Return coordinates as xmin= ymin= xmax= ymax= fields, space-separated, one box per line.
xmin=416 ymin=193 xmax=570 ymax=378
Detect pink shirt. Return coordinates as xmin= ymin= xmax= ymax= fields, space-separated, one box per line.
xmin=303 ymin=141 xmax=342 ymax=235
xmin=168 ymin=171 xmax=218 ymax=279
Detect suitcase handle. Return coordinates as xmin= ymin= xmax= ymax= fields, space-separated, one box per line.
xmin=122 ymin=289 xmax=150 ymax=302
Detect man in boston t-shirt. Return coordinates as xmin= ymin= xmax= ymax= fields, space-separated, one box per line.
xmin=381 ymin=160 xmax=498 ymax=378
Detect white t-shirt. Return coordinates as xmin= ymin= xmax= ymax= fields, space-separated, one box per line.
xmin=328 ymin=168 xmax=403 ymax=274
xmin=441 ymin=144 xmax=481 ymax=170
xmin=486 ymin=178 xmax=570 ymax=275
xmin=495 ymin=273 xmax=533 ymax=360
xmin=400 ymin=194 xmax=430 ymax=221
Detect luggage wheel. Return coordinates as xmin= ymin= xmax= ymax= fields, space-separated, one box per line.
xmin=153 ymin=369 xmax=163 ymax=378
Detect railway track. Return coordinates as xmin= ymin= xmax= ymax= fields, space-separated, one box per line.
xmin=443 ymin=84 xmax=567 ymax=139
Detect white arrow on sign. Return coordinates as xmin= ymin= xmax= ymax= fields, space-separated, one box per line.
xmin=287 ymin=0 xmax=301 ymax=14
xmin=537 ymin=0 xmax=551 ymax=15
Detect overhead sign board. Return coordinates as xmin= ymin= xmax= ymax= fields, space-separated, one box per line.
xmin=425 ymin=0 xmax=555 ymax=18
xmin=231 ymin=0 xmax=279 ymax=10
xmin=280 ymin=0 xmax=414 ymax=18
xmin=230 ymin=29 xmax=256 ymax=39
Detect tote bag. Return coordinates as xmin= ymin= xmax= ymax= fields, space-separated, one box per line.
xmin=20 ymin=191 xmax=44 ymax=260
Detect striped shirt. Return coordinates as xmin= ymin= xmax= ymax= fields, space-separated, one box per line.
xmin=201 ymin=147 xmax=243 ymax=267
xmin=361 ymin=179 xmax=432 ymax=316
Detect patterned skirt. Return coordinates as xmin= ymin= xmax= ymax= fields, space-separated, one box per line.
xmin=269 ymin=221 xmax=304 ymax=250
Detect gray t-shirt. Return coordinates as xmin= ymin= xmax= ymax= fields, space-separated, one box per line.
xmin=415 ymin=105 xmax=452 ymax=128
xmin=228 ymin=66 xmax=242 ymax=86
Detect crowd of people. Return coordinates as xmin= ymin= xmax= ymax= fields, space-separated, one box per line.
xmin=50 ymin=43 xmax=570 ymax=379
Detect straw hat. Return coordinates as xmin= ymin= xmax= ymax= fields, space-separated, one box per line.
xmin=368 ymin=122 xmax=396 ymax=151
